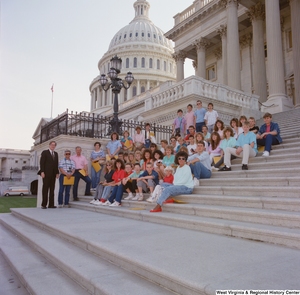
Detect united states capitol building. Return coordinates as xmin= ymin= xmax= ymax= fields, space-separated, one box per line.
xmin=2 ymin=0 xmax=298 ymax=190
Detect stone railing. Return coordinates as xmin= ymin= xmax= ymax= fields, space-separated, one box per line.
xmin=174 ymin=0 xmax=215 ymax=25
xmin=145 ymin=76 xmax=259 ymax=111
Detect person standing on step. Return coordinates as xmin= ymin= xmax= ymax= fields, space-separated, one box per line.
xmin=58 ymin=149 xmax=76 ymax=207
xmin=204 ymin=102 xmax=219 ymax=134
xmin=184 ymin=104 xmax=195 ymax=134
xmin=90 ymin=142 xmax=106 ymax=191
xmin=256 ymin=112 xmax=282 ymax=157
xmin=220 ymin=121 xmax=257 ymax=171
xmin=71 ymin=146 xmax=92 ymax=201
xmin=194 ymin=100 xmax=206 ymax=133
xmin=172 ymin=109 xmax=186 ymax=138
xmin=39 ymin=141 xmax=59 ymax=209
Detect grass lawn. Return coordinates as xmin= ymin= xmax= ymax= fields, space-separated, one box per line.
xmin=0 ymin=196 xmax=37 ymax=213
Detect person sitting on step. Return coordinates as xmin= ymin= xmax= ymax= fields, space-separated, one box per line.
xmin=212 ymin=127 xmax=237 ymax=171
xmin=256 ymin=112 xmax=282 ymax=157
xmin=103 ymin=159 xmax=126 ymax=207
xmin=220 ymin=121 xmax=257 ymax=171
xmin=123 ymin=163 xmax=144 ymax=201
xmin=187 ymin=141 xmax=212 ymax=186
xmin=136 ymin=162 xmax=159 ymax=201
xmin=207 ymin=132 xmax=222 ymax=164
xmin=150 ymin=151 xmax=194 ymax=212
xmin=90 ymin=160 xmax=115 ymax=205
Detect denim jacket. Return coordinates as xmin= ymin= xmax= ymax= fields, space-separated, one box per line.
xmin=258 ymin=122 xmax=282 ymax=143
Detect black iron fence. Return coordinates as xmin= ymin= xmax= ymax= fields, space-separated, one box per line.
xmin=40 ymin=111 xmax=172 ymax=144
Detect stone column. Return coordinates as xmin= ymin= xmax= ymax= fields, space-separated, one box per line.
xmin=96 ymin=87 xmax=101 ymax=108
xmin=92 ymin=89 xmax=96 ymax=110
xmin=290 ymin=0 xmax=300 ymax=107
xmin=146 ymin=80 xmax=150 ymax=90
xmin=193 ymin=38 xmax=210 ymax=78
xmin=127 ymin=86 xmax=132 ymax=100
xmin=248 ymin=2 xmax=267 ymax=103
xmin=137 ymin=80 xmax=141 ymax=96
xmin=172 ymin=51 xmax=186 ymax=82
xmin=263 ymin=0 xmax=293 ymax=113
xmin=90 ymin=92 xmax=94 ymax=111
xmin=216 ymin=25 xmax=228 ymax=85
xmin=225 ymin=0 xmax=241 ymax=90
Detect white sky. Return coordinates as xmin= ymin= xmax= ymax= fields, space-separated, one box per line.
xmin=0 ymin=0 xmax=194 ymax=150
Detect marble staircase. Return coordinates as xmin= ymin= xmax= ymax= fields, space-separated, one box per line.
xmin=1 ymin=108 xmax=300 ymax=294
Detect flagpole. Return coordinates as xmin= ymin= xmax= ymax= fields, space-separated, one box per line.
xmin=51 ymin=84 xmax=54 ymax=118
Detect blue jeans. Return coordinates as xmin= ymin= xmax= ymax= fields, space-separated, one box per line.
xmin=157 ymin=185 xmax=193 ymax=206
xmin=196 ymin=122 xmax=205 ymax=133
xmin=108 ymin=185 xmax=124 ymax=203
xmin=95 ymin=184 xmax=113 ymax=200
xmin=58 ymin=174 xmax=72 ymax=205
xmin=91 ymin=166 xmax=102 ymax=189
xmin=189 ymin=162 xmax=211 ymax=180
xmin=257 ymin=135 xmax=279 ymax=152
xmin=73 ymin=170 xmax=91 ymax=199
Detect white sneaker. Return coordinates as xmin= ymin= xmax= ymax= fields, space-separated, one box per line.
xmin=132 ymin=194 xmax=140 ymax=201
xmin=90 ymin=188 xmax=96 ymax=192
xmin=211 ymin=166 xmax=219 ymax=171
xmin=103 ymin=200 xmax=111 ymax=206
xmin=58 ymin=204 xmax=63 ymax=208
xmin=90 ymin=199 xmax=96 ymax=204
xmin=193 ymin=177 xmax=199 ymax=186
xmin=137 ymin=194 xmax=144 ymax=201
xmin=109 ymin=201 xmax=121 ymax=207
xmin=124 ymin=193 xmax=134 ymax=200
xmin=262 ymin=151 xmax=270 ymax=157
xmin=146 ymin=196 xmax=155 ymax=203
xmin=93 ymin=200 xmax=101 ymax=205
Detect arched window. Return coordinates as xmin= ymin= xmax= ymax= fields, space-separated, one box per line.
xmin=132 ymin=86 xmax=137 ymax=97
xmin=134 ymin=57 xmax=137 ymax=68
xmin=126 ymin=58 xmax=129 ymax=68
xmin=141 ymin=86 xmax=145 ymax=93
xmin=141 ymin=57 xmax=145 ymax=68
xmin=157 ymin=59 xmax=160 ymax=70
xmin=170 ymin=63 xmax=172 ymax=73
xmin=164 ymin=61 xmax=167 ymax=71
xmin=149 ymin=58 xmax=153 ymax=68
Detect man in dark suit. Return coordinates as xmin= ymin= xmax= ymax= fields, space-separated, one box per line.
xmin=39 ymin=141 xmax=59 ymax=209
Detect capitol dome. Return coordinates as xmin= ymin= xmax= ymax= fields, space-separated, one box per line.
xmin=108 ymin=1 xmax=173 ymax=52
xmin=89 ymin=0 xmax=176 ymax=116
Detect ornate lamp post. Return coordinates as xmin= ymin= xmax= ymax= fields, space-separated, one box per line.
xmin=99 ymin=55 xmax=134 ymax=135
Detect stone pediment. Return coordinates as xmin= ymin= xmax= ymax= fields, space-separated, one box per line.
xmin=32 ymin=118 xmax=52 ymax=141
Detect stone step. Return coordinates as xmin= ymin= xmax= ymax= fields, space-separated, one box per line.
xmin=193 ymin=185 xmax=299 ymax=197
xmin=0 ymin=224 xmax=90 ymax=295
xmin=94 ymin=200 xmax=300 ymax=228
xmin=200 ymin=176 xmax=300 ymax=187
xmin=210 ymin=167 xmax=300 ymax=178
xmin=4 ymin=208 xmax=300 ymax=291
xmin=211 ymin=158 xmax=300 ymax=171
xmin=168 ymin=195 xmax=300 ymax=212
xmin=69 ymin=202 xmax=300 ymax=250
xmin=0 ymin=213 xmax=177 ymax=295
xmin=83 ymin=194 xmax=300 ymax=212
